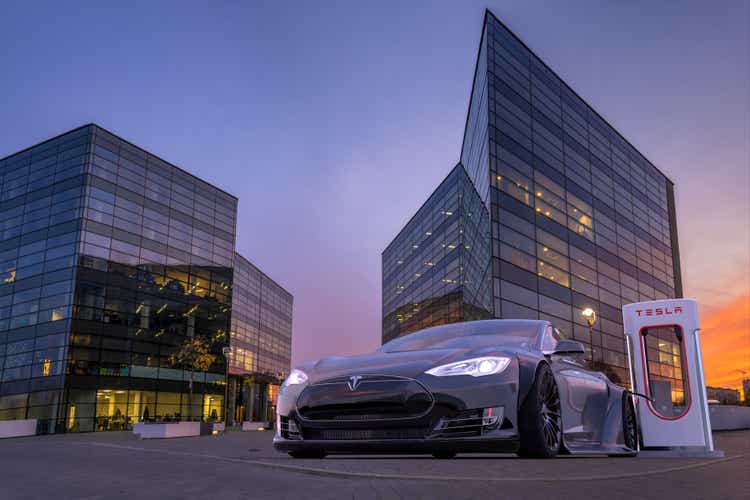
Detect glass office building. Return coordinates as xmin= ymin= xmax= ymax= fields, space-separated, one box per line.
xmin=383 ymin=10 xmax=682 ymax=386
xmin=227 ymin=252 xmax=292 ymax=424
xmin=0 ymin=124 xmax=292 ymax=432
xmin=382 ymin=164 xmax=492 ymax=343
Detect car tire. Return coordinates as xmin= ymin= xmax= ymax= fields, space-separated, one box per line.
xmin=517 ymin=363 xmax=562 ymax=459
xmin=622 ymin=394 xmax=639 ymax=455
xmin=432 ymin=451 xmax=457 ymax=459
xmin=288 ymin=450 xmax=327 ymax=459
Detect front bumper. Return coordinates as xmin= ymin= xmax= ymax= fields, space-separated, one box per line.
xmin=273 ymin=368 xmax=520 ymax=455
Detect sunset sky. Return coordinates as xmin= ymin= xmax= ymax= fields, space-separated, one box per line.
xmin=1 ymin=1 xmax=748 ymax=393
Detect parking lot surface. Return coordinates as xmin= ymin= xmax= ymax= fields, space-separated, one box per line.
xmin=0 ymin=429 xmax=746 ymax=499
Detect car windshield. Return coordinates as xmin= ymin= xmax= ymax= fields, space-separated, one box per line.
xmin=380 ymin=321 xmax=541 ymax=353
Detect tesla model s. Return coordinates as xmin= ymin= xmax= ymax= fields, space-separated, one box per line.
xmin=274 ymin=319 xmax=638 ymax=458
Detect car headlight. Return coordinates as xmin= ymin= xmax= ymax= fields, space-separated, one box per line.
xmin=425 ymin=356 xmax=511 ymax=377
xmin=281 ymin=369 xmax=308 ymax=389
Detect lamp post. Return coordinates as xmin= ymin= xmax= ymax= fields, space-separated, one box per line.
xmin=222 ymin=346 xmax=232 ymax=430
xmin=581 ymin=307 xmax=597 ymax=367
xmin=581 ymin=307 xmax=596 ymax=338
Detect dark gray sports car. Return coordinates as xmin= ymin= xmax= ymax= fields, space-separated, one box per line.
xmin=274 ymin=319 xmax=638 ymax=458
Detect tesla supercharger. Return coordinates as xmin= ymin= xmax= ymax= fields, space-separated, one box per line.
xmin=622 ymin=298 xmax=718 ymax=455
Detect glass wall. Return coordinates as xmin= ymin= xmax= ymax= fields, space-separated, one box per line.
xmin=229 ymin=253 xmax=292 ymax=381
xmin=382 ymin=164 xmax=492 ymax=343
xmin=0 ymin=124 xmax=238 ymax=432
xmin=461 ymin=26 xmax=490 ymax=207
xmin=483 ymin=11 xmax=680 ymax=384
xmin=0 ymin=126 xmax=88 ymax=433
xmin=64 ymin=125 xmax=236 ymax=432
xmin=227 ymin=252 xmax=292 ymax=424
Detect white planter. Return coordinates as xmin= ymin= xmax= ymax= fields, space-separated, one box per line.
xmin=133 ymin=422 xmax=201 ymax=439
xmin=242 ymin=421 xmax=270 ymax=431
xmin=0 ymin=419 xmax=37 ymax=439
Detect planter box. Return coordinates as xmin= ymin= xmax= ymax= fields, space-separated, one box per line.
xmin=0 ymin=419 xmax=37 ymax=439
xmin=133 ymin=422 xmax=201 ymax=439
xmin=242 ymin=421 xmax=270 ymax=431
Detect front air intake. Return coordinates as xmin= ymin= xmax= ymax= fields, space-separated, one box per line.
xmin=430 ymin=409 xmax=484 ymax=438
xmin=305 ymin=427 xmax=429 ymax=440
xmin=279 ymin=416 xmax=301 ymax=440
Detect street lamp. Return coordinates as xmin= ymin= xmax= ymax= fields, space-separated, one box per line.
xmin=581 ymin=308 xmax=597 ymax=366
xmin=582 ymin=307 xmax=596 ymax=336
xmin=582 ymin=307 xmax=596 ymax=327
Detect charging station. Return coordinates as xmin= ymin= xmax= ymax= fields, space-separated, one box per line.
xmin=622 ymin=298 xmax=722 ymax=456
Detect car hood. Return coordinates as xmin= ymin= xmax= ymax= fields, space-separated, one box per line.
xmin=304 ymin=347 xmax=506 ymax=383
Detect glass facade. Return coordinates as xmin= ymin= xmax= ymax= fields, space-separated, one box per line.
xmin=227 ymin=252 xmax=292 ymax=424
xmin=0 ymin=127 xmax=88 ymax=430
xmin=382 ymin=164 xmax=492 ymax=344
xmin=0 ymin=124 xmax=292 ymax=432
xmin=383 ymin=10 xmax=683 ymax=386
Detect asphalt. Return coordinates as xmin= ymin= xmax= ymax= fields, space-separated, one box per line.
xmin=0 ymin=429 xmax=746 ymax=499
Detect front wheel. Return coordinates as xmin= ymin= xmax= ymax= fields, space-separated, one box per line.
xmin=517 ymin=364 xmax=562 ymax=458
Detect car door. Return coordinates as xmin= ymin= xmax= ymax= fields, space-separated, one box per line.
xmin=543 ymin=327 xmax=609 ymax=447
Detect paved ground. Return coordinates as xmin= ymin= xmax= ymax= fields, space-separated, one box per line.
xmin=0 ymin=429 xmax=747 ymax=500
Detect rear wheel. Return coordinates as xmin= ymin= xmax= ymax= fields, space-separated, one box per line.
xmin=517 ymin=364 xmax=562 ymax=458
xmin=288 ymin=450 xmax=327 ymax=459
xmin=622 ymin=394 xmax=638 ymax=453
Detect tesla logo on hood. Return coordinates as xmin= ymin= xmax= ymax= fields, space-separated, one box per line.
xmin=347 ymin=375 xmax=363 ymax=391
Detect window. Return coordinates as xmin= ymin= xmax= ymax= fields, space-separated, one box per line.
xmin=537 ymin=260 xmax=569 ymax=287
xmin=642 ymin=326 xmax=689 ymax=419
xmin=500 ymin=244 xmax=535 ymax=273
xmin=497 ymin=166 xmax=532 ymax=207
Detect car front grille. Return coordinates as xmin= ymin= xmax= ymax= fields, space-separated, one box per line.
xmin=296 ymin=376 xmax=433 ymax=421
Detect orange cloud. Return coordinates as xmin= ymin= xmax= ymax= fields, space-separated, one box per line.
xmin=700 ymin=294 xmax=750 ymax=400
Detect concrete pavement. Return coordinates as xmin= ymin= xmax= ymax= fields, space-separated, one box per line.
xmin=0 ymin=429 xmax=746 ymax=499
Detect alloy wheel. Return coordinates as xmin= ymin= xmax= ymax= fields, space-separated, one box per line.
xmin=623 ymin=397 xmax=638 ymax=450
xmin=539 ymin=369 xmax=562 ymax=452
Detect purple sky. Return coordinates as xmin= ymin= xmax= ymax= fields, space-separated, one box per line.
xmin=1 ymin=1 xmax=748 ymax=366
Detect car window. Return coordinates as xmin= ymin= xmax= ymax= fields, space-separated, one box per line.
xmin=380 ymin=320 xmax=540 ymax=353
xmin=541 ymin=326 xmax=559 ymax=353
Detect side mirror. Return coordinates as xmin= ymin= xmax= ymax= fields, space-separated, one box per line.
xmin=553 ymin=340 xmax=585 ymax=355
